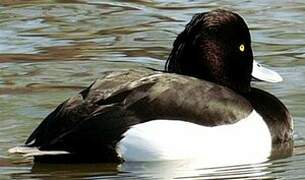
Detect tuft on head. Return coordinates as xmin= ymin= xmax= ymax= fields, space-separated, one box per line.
xmin=165 ymin=9 xmax=253 ymax=94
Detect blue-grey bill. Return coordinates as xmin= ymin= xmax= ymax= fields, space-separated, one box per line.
xmin=252 ymin=60 xmax=283 ymax=83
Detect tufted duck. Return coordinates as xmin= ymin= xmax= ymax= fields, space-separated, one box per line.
xmin=9 ymin=9 xmax=293 ymax=165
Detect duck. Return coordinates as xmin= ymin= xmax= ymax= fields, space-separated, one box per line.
xmin=9 ymin=9 xmax=293 ymax=164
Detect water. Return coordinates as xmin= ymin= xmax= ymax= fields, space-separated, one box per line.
xmin=0 ymin=0 xmax=305 ymax=179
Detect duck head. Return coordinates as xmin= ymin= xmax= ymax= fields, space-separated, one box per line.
xmin=165 ymin=9 xmax=282 ymax=94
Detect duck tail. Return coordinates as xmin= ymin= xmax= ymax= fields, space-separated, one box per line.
xmin=8 ymin=146 xmax=69 ymax=157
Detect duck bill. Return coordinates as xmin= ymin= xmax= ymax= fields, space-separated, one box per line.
xmin=251 ymin=60 xmax=283 ymax=83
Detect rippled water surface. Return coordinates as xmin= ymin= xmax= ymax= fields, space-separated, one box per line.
xmin=1 ymin=0 xmax=305 ymax=179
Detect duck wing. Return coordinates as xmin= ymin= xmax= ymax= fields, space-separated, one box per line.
xmin=25 ymin=70 xmax=154 ymax=147
xmin=25 ymin=70 xmax=252 ymax=160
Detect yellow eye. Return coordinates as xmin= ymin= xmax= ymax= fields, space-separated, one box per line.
xmin=239 ymin=44 xmax=245 ymax=52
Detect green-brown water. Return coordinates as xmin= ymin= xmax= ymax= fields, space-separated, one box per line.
xmin=1 ymin=0 xmax=305 ymax=179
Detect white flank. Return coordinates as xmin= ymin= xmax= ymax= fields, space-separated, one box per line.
xmin=8 ymin=146 xmax=69 ymax=157
xmin=116 ymin=110 xmax=272 ymax=167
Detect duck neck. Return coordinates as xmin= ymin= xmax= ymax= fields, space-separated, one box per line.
xmin=165 ymin=56 xmax=252 ymax=95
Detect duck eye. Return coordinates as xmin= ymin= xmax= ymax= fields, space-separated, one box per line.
xmin=239 ymin=44 xmax=245 ymax=52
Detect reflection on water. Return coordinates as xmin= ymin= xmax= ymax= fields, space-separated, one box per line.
xmin=2 ymin=157 xmax=304 ymax=179
xmin=0 ymin=160 xmax=284 ymax=179
xmin=0 ymin=0 xmax=305 ymax=179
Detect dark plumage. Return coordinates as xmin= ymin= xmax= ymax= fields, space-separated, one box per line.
xmin=166 ymin=9 xmax=253 ymax=93
xmin=12 ymin=9 xmax=292 ymax=163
